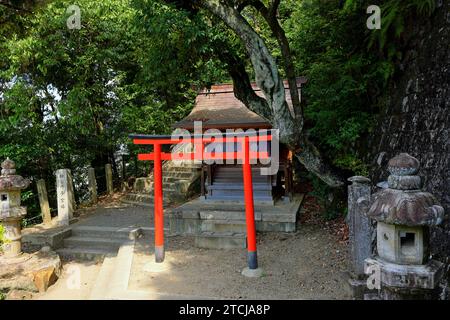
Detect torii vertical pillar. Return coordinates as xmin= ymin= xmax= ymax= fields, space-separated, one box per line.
xmin=241 ymin=136 xmax=263 ymax=277
xmin=153 ymin=143 xmax=165 ymax=263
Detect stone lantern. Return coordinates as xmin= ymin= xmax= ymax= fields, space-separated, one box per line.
xmin=365 ymin=153 xmax=446 ymax=299
xmin=0 ymin=158 xmax=30 ymax=258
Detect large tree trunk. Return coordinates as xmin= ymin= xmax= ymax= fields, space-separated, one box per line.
xmin=201 ymin=0 xmax=345 ymax=187
xmin=239 ymin=0 xmax=303 ymax=118
xmin=201 ymin=0 xmax=298 ymax=146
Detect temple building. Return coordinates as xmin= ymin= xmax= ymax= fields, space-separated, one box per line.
xmin=172 ymin=80 xmax=305 ymax=204
xmin=164 ymin=79 xmax=306 ymax=249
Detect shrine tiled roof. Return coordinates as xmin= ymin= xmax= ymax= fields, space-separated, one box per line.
xmin=173 ymin=78 xmax=306 ymax=130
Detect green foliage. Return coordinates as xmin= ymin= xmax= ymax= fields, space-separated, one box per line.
xmin=333 ymin=154 xmax=368 ymax=176
xmin=308 ymin=174 xmax=342 ymax=220
xmin=367 ymin=0 xmax=436 ymax=56
xmin=21 ymin=190 xmax=42 ymax=226
xmin=0 ymin=223 xmax=4 ymax=246
xmin=0 ymin=0 xmax=437 ymax=221
xmin=283 ymin=0 xmax=433 ymax=175
xmin=0 ymin=0 xmax=233 ymax=213
xmin=284 ymin=0 xmax=383 ymax=173
xmin=132 ymin=0 xmax=234 ymax=89
xmin=0 ymin=0 xmax=200 ymax=203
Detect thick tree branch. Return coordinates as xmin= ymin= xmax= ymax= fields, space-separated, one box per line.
xmin=269 ymin=0 xmax=280 ymax=17
xmin=200 ymin=0 xmax=299 ymax=147
xmin=296 ymin=137 xmax=345 ymax=187
xmin=190 ymin=0 xmax=345 ymax=187
xmin=246 ymin=0 xmax=303 ymax=119
xmin=217 ymin=48 xmax=272 ymax=120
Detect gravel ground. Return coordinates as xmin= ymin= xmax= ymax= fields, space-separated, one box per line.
xmin=33 ymin=261 xmax=101 ymax=300
xmin=74 ymin=193 xmax=155 ymax=228
xmin=129 ymin=200 xmax=351 ymax=300
xmin=24 ymin=192 xmax=352 ymax=300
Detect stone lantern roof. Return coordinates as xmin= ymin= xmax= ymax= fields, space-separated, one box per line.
xmin=367 ymin=153 xmax=445 ymax=226
xmin=0 ymin=158 xmax=30 ymax=191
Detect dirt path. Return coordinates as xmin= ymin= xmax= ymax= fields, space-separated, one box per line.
xmin=27 ymin=193 xmax=351 ymax=300
xmin=32 ymin=261 xmax=101 ymax=300
xmin=129 ymin=223 xmax=350 ymax=300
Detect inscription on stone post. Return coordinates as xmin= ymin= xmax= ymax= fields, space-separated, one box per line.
xmin=56 ymin=169 xmax=74 ymax=226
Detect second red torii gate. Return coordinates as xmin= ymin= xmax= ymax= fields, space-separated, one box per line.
xmin=130 ymin=131 xmax=274 ymax=272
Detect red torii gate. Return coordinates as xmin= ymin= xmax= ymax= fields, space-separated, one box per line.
xmin=130 ymin=131 xmax=273 ymax=272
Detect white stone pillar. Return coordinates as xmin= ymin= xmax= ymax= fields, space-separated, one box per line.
xmin=56 ymin=169 xmax=74 ymax=226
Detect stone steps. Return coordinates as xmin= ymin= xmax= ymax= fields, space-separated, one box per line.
xmin=162 ymin=176 xmax=193 ymax=183
xmin=213 ymin=177 xmax=269 ymax=183
xmin=194 ymin=231 xmax=247 ymax=249
xmin=64 ymin=236 xmax=128 ymax=251
xmin=129 ymin=155 xmax=201 ymax=206
xmin=121 ymin=193 xmax=171 ymax=206
xmin=172 ymin=162 xmax=201 ymax=168
xmin=200 ymin=219 xmax=247 ymax=233
xmin=129 ymin=182 xmax=187 ymax=193
xmin=163 ymin=168 xmax=198 ymax=179
xmin=57 ymin=226 xmax=140 ymax=261
xmin=206 ymin=182 xmax=272 ymax=190
xmin=205 ymin=194 xmax=274 ymax=203
xmin=165 ymin=168 xmax=198 ymax=175
xmin=57 ymin=247 xmax=117 ymax=262
xmin=147 ymin=181 xmax=182 ymax=192
xmin=71 ymin=226 xmax=142 ymax=240
xmin=199 ymin=210 xmax=262 ymax=221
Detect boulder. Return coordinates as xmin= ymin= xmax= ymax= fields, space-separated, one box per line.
xmin=26 ymin=248 xmax=62 ymax=292
xmin=0 ymin=247 xmax=62 ymax=293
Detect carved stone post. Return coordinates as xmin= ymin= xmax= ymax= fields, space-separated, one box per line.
xmin=88 ymin=167 xmax=97 ymax=204
xmin=105 ymin=164 xmax=113 ymax=195
xmin=346 ymin=176 xmax=374 ymax=298
xmin=56 ymin=169 xmax=75 ymax=226
xmin=37 ymin=179 xmax=52 ymax=225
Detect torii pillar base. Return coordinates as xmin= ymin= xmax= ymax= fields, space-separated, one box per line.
xmin=241 ymin=267 xmax=264 ymax=278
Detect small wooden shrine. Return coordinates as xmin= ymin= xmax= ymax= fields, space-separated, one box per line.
xmin=173 ymin=78 xmax=306 ymax=204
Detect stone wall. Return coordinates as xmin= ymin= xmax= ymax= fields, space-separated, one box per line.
xmin=368 ymin=1 xmax=450 ymax=260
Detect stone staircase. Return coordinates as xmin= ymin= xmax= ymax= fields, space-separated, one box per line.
xmin=56 ymin=226 xmax=142 ymax=261
xmin=205 ymin=166 xmax=274 ymax=203
xmin=122 ymin=143 xmax=202 ymax=207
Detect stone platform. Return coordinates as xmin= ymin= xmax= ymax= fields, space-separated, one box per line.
xmin=167 ymin=195 xmax=304 ymax=249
